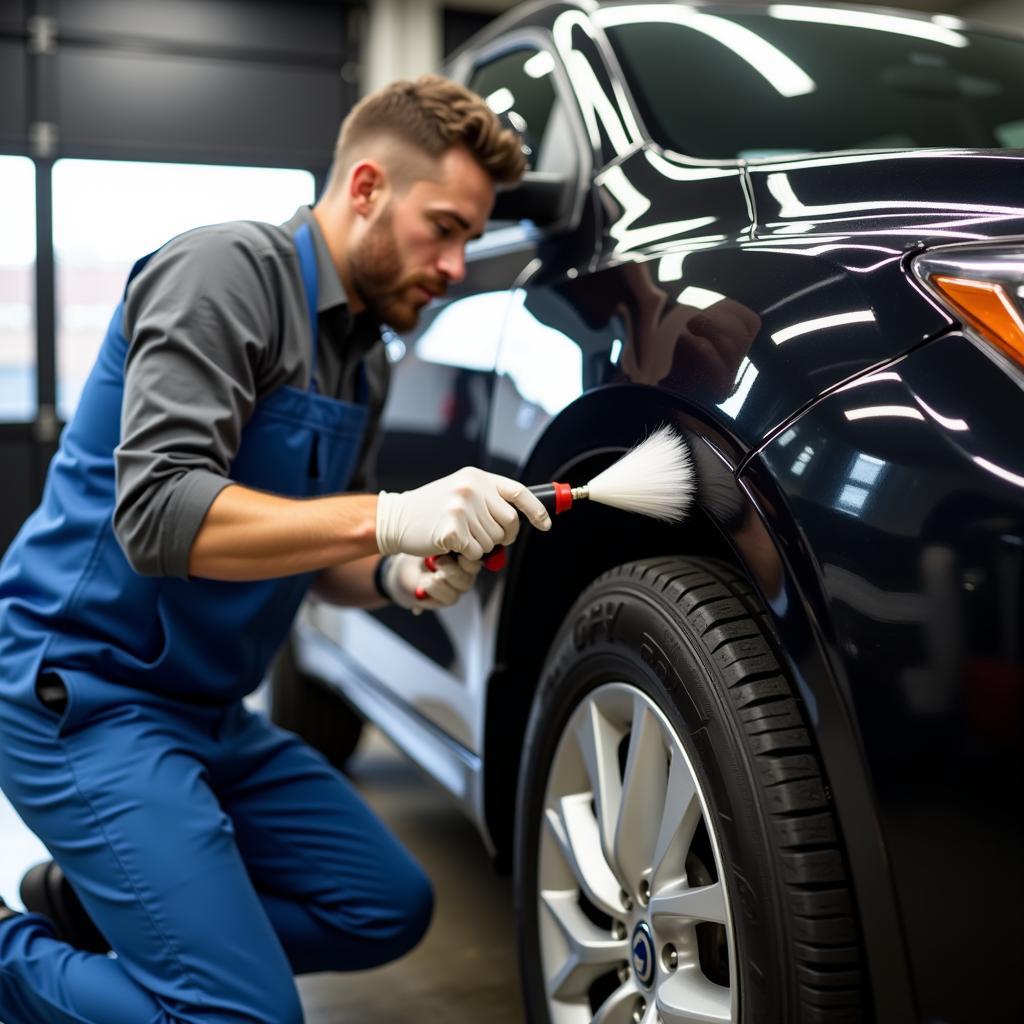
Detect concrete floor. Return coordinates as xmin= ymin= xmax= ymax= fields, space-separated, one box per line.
xmin=0 ymin=724 xmax=524 ymax=1023
xmin=297 ymin=728 xmax=524 ymax=1022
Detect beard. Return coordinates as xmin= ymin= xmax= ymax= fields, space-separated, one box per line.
xmin=347 ymin=205 xmax=441 ymax=332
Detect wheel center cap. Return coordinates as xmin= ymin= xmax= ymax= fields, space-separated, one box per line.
xmin=631 ymin=921 xmax=655 ymax=988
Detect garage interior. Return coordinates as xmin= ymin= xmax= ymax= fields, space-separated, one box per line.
xmin=0 ymin=1 xmax=1022 ymax=1021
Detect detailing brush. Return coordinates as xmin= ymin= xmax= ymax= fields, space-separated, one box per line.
xmin=419 ymin=425 xmax=694 ymax=587
xmin=528 ymin=424 xmax=695 ymax=525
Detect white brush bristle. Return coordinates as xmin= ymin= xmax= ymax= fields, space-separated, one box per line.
xmin=585 ymin=425 xmax=694 ymax=523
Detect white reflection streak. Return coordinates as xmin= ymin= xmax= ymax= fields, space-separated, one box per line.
xmin=658 ymin=253 xmax=686 ymax=281
xmin=523 ymin=51 xmax=555 ymax=79
xmin=836 ymin=371 xmax=902 ymax=392
xmin=768 ymin=5 xmax=969 ymax=48
xmin=594 ymin=5 xmax=815 ymax=97
xmin=553 ymin=11 xmax=636 ymax=154
xmin=847 ymin=255 xmax=905 ymax=274
xmin=766 ymin=172 xmax=1024 ymax=219
xmin=752 ymin=150 xmax=1020 ymax=173
xmin=718 ymin=358 xmax=758 ymax=417
xmin=845 ymin=406 xmax=925 ymax=421
xmin=913 ymin=396 xmax=969 ymax=431
xmin=600 ymin=165 xmax=716 ymax=250
xmin=645 ymin=150 xmax=738 ymax=182
xmin=772 ymin=310 xmax=875 ymax=345
xmin=973 ymin=456 xmax=1024 ymax=488
xmin=646 ymin=235 xmax=727 ymax=258
xmin=485 ymin=88 xmax=515 ymax=115
xmin=678 ymin=286 xmax=725 ymax=309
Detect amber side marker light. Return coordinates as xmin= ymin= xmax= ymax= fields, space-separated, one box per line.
xmin=930 ymin=274 xmax=1024 ymax=368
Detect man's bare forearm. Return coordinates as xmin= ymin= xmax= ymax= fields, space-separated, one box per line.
xmin=312 ymin=554 xmax=388 ymax=608
xmin=187 ymin=484 xmax=379 ymax=581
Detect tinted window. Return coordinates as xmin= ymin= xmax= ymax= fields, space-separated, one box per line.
xmin=598 ymin=6 xmax=1024 ymax=159
xmin=470 ymin=48 xmax=577 ymax=177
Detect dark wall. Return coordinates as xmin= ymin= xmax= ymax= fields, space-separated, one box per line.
xmin=443 ymin=6 xmax=499 ymax=60
xmin=46 ymin=0 xmax=358 ymax=168
xmin=0 ymin=0 xmax=362 ymax=554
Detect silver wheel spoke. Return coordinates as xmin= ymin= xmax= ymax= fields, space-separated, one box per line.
xmin=541 ymin=890 xmax=629 ymax=1000
xmin=650 ymin=749 xmax=702 ymax=885
xmin=573 ymin=701 xmax=624 ymax=877
xmin=538 ymin=683 xmax=737 ymax=1023
xmin=612 ymin=700 xmax=667 ymax=887
xmin=656 ymin=970 xmax=732 ymax=1023
xmin=650 ymin=879 xmax=728 ymax=925
xmin=546 ymin=795 xmax=625 ymax=919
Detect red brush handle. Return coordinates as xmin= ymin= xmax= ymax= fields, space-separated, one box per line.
xmin=415 ymin=481 xmax=573 ymax=600
xmin=417 ymin=546 xmax=507 ymax=601
xmin=423 ymin=546 xmax=506 ymax=574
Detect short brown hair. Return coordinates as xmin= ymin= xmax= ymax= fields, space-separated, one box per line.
xmin=329 ymin=74 xmax=526 ymax=191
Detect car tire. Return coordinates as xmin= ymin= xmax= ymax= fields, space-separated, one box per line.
xmin=270 ymin=636 xmax=365 ymax=771
xmin=514 ymin=556 xmax=865 ymax=1023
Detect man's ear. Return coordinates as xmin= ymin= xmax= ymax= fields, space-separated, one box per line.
xmin=348 ymin=160 xmax=387 ymax=217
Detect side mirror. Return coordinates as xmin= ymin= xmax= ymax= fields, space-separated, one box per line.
xmin=492 ymin=172 xmax=572 ymax=228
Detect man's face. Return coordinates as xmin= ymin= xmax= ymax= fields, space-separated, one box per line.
xmin=348 ymin=145 xmax=494 ymax=332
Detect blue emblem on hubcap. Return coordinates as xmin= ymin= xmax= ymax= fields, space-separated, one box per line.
xmin=631 ymin=922 xmax=655 ymax=988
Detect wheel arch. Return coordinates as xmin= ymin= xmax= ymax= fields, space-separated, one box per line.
xmin=483 ymin=385 xmax=743 ymax=866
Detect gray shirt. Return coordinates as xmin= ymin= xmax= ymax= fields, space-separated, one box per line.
xmin=114 ymin=206 xmax=387 ymax=579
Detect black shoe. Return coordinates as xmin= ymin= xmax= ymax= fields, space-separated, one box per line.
xmin=0 ymin=896 xmax=20 ymax=924
xmin=20 ymin=861 xmax=110 ymax=953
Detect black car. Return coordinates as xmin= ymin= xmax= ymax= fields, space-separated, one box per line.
xmin=275 ymin=3 xmax=1024 ymax=1021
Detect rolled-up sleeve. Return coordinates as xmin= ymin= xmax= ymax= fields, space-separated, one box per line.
xmin=114 ymin=229 xmax=276 ymax=578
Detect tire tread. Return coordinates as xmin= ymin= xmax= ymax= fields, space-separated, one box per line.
xmin=605 ymin=556 xmax=866 ymax=1023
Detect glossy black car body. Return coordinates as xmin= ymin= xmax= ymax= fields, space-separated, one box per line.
xmin=289 ymin=4 xmax=1024 ymax=1021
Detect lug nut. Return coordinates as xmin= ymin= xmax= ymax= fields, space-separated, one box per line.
xmin=617 ymin=961 xmax=630 ymax=984
xmin=612 ymin=921 xmax=627 ymax=940
xmin=621 ymin=889 xmax=634 ymax=912
xmin=638 ymin=879 xmax=650 ymax=905
xmin=662 ymin=943 xmax=678 ymax=971
xmin=632 ymin=997 xmax=646 ymax=1023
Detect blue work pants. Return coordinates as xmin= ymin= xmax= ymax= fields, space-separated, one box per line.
xmin=0 ymin=675 xmax=433 ymax=1023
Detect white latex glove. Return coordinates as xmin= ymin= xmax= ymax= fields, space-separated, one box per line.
xmin=376 ymin=467 xmax=551 ymax=560
xmin=380 ymin=553 xmax=483 ymax=612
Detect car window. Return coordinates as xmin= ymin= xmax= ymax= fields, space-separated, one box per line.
xmin=469 ymin=47 xmax=578 ymax=179
xmin=595 ymin=5 xmax=1024 ymax=159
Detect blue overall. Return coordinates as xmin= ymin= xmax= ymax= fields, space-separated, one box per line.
xmin=0 ymin=225 xmax=432 ymax=1024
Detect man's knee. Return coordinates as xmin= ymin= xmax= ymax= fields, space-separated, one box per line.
xmin=353 ymin=859 xmax=434 ymax=968
xmin=388 ymin=861 xmax=434 ymax=958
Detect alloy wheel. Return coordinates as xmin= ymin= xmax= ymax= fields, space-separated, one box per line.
xmin=537 ymin=681 xmax=737 ymax=1024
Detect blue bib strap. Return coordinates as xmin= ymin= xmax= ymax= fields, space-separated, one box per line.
xmin=292 ymin=223 xmax=320 ymax=394
xmin=123 ymin=251 xmax=158 ymax=296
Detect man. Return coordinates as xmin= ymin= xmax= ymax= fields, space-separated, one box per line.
xmin=0 ymin=76 xmax=549 ymax=1024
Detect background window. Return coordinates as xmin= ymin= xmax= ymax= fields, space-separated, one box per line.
xmin=53 ymin=160 xmax=316 ymax=419
xmin=0 ymin=157 xmax=36 ymax=421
